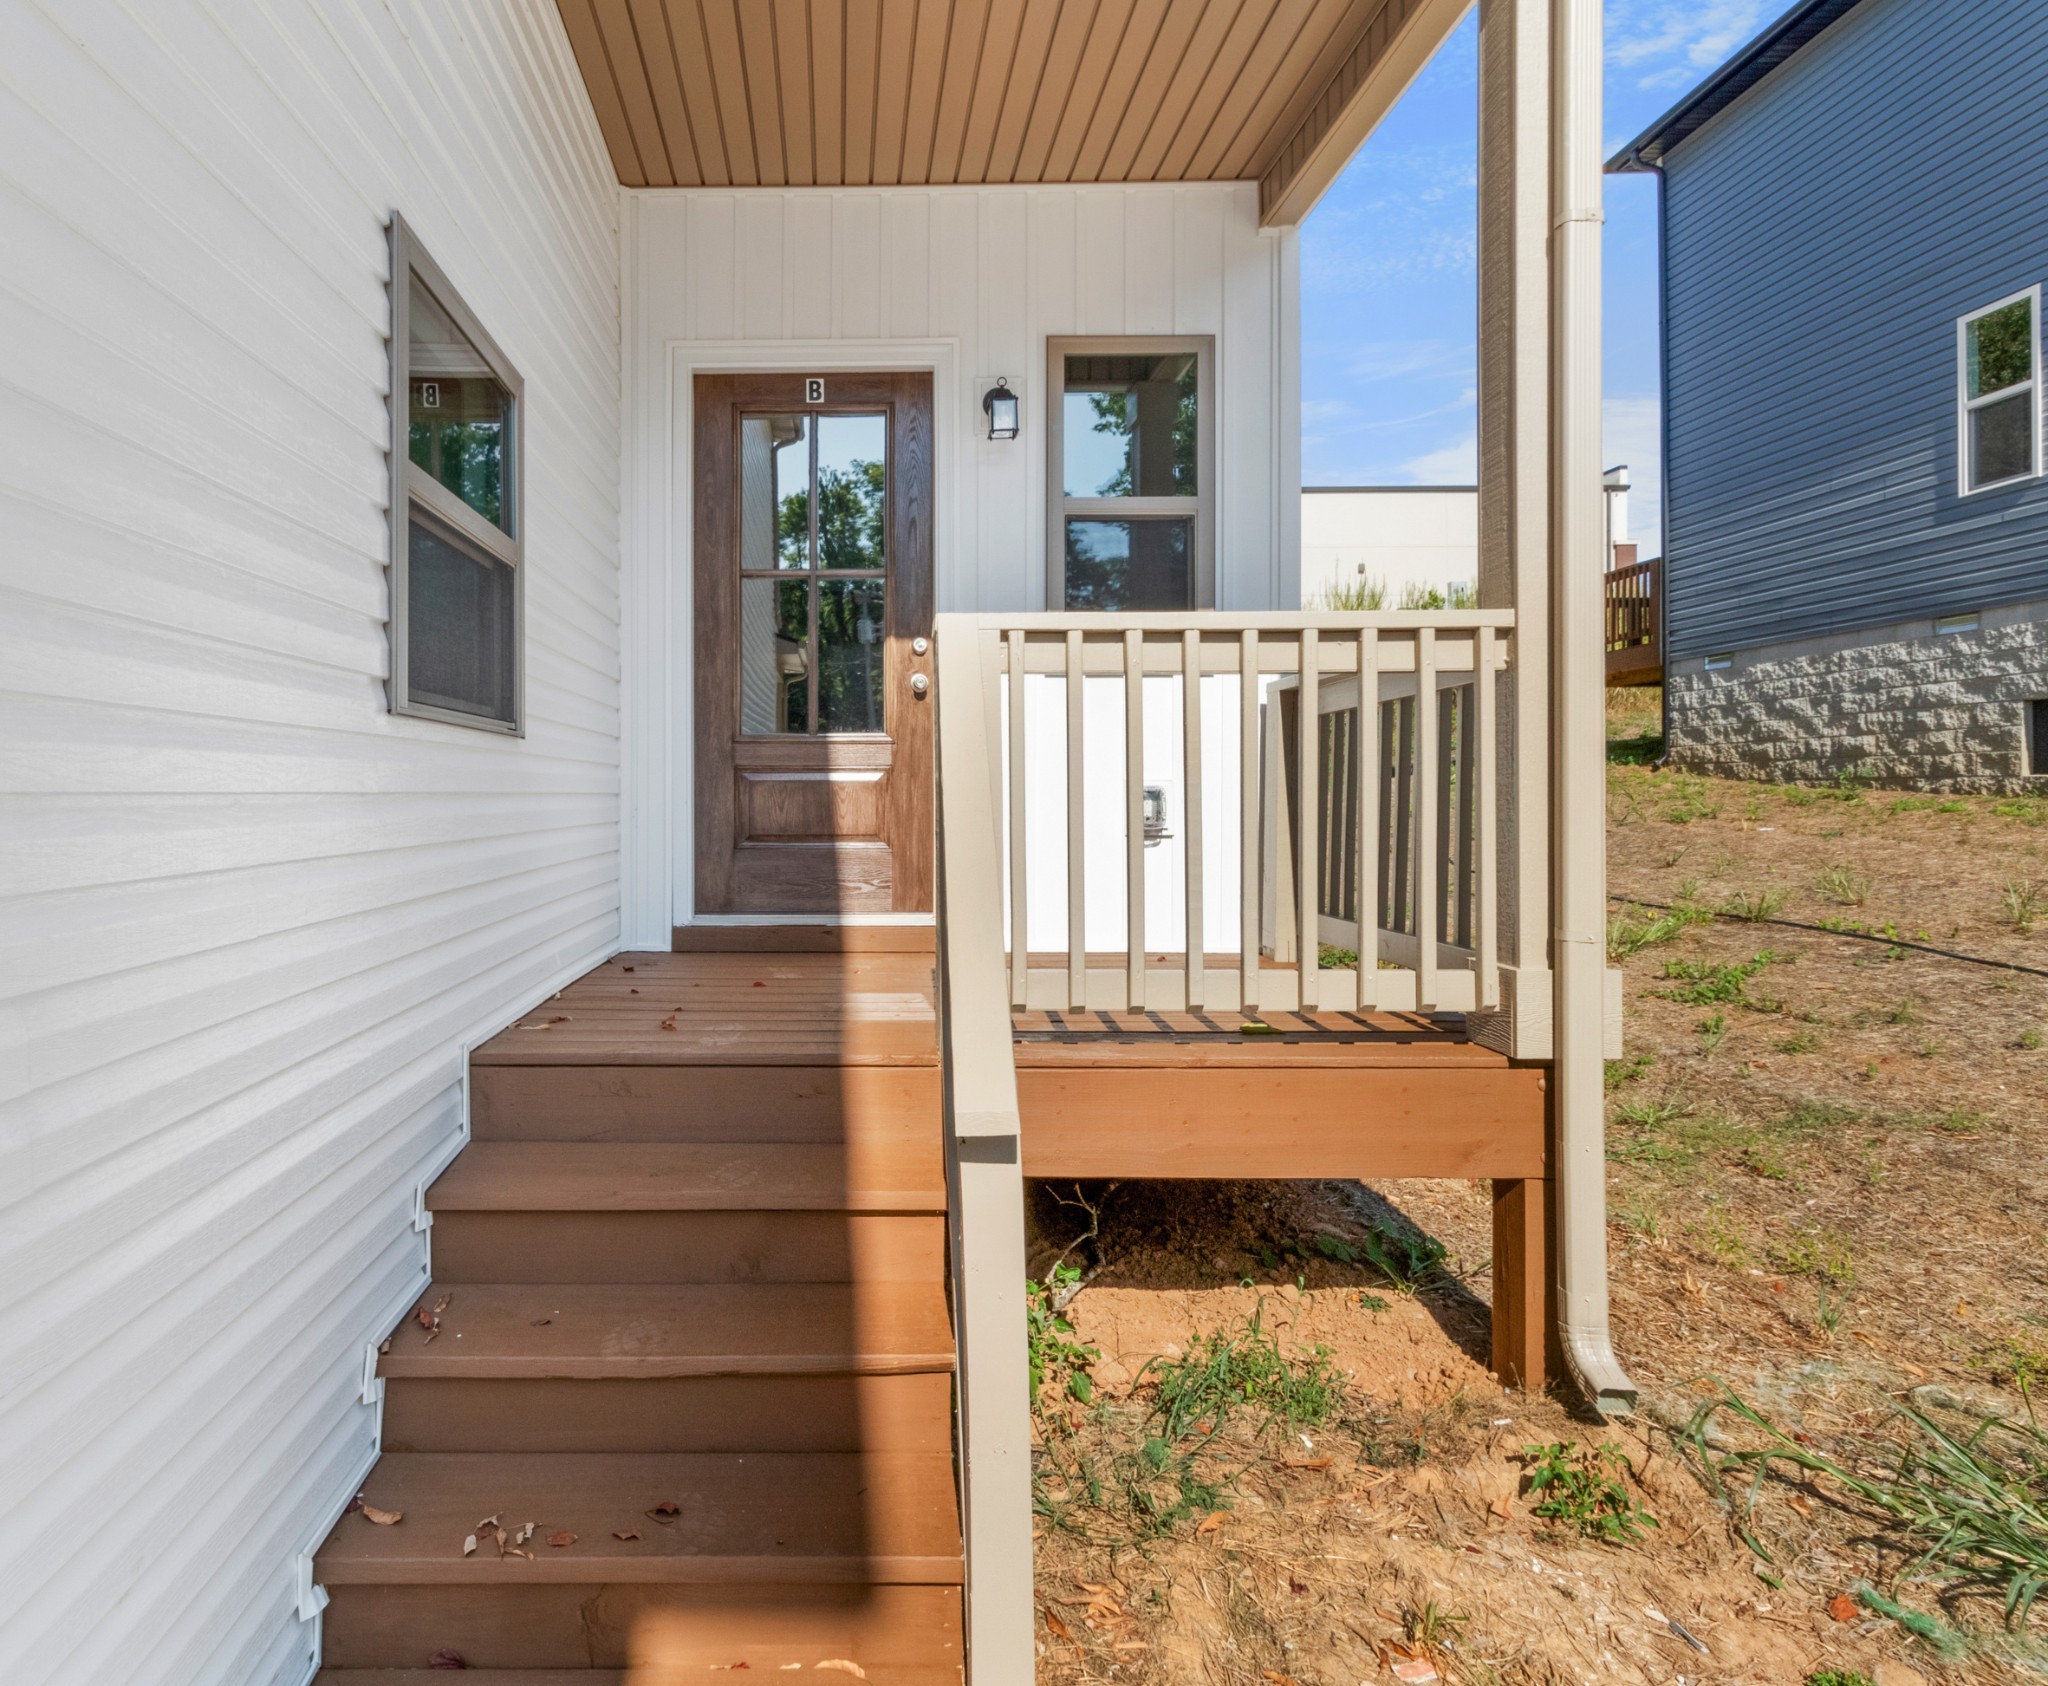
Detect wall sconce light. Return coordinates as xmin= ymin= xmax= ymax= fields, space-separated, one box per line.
xmin=982 ymin=377 xmax=1019 ymax=441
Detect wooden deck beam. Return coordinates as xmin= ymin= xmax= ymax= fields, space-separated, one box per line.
xmin=1015 ymin=1064 xmax=1546 ymax=1180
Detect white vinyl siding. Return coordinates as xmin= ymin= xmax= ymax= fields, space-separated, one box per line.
xmin=0 ymin=5 xmax=619 ymax=1685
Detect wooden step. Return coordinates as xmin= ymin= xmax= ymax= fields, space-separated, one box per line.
xmin=430 ymin=1210 xmax=945 ymax=1285
xmin=315 ymin=1453 xmax=963 ymax=1585
xmin=382 ymin=1372 xmax=955 ymax=1454
xmin=321 ymin=1582 xmax=962 ymax=1673
xmin=470 ymin=953 xmax=940 ymax=1070
xmin=427 ymin=1142 xmax=944 ymax=1214
xmin=317 ymin=1675 xmax=624 ymax=1685
xmin=471 ymin=1064 xmax=940 ymax=1143
xmin=380 ymin=1283 xmax=953 ymax=1378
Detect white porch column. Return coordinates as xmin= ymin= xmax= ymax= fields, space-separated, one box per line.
xmin=1473 ymin=0 xmax=1554 ymax=1056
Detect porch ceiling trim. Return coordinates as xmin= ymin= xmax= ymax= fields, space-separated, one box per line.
xmin=554 ymin=0 xmax=1462 ymax=219
xmin=1257 ymin=0 xmax=1472 ymax=225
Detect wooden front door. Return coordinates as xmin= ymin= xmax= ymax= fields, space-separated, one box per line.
xmin=693 ymin=371 xmax=935 ymax=914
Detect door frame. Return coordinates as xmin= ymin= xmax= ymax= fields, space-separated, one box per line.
xmin=621 ymin=338 xmax=960 ymax=944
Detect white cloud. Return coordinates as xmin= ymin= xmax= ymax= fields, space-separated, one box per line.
xmin=1606 ymin=0 xmax=1763 ymax=89
xmin=1401 ymin=432 xmax=1479 ymax=483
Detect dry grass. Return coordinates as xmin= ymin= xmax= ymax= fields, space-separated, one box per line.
xmin=1023 ymin=692 xmax=2048 ymax=1683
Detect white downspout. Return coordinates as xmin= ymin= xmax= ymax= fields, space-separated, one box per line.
xmin=1551 ymin=0 xmax=1636 ymax=1413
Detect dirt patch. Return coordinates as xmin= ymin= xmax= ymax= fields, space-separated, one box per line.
xmin=1021 ymin=696 xmax=2048 ymax=1684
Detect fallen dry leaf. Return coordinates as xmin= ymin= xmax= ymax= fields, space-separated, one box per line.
xmin=1488 ymin=1492 xmax=1515 ymax=1523
xmin=647 ymin=1501 xmax=682 ymax=1524
xmin=1195 ymin=1510 xmax=1228 ymax=1536
xmin=659 ymin=1015 xmax=678 ymax=1031
xmin=416 ymin=1293 xmax=451 ymax=1342
xmin=427 ymin=1649 xmax=467 ymax=1670
xmin=461 ymin=1534 xmax=477 ymax=1557
xmin=613 ymin=1529 xmax=642 ymax=1541
xmin=1828 ymin=1593 xmax=1858 ymax=1622
xmin=622 ymin=965 xmax=635 ymax=972
xmin=813 ymin=1663 xmax=864 ymax=1678
xmin=529 ymin=1317 xmax=552 ymax=1327
xmin=1045 ymin=1609 xmax=1074 ymax=1640
xmin=1787 ymin=1494 xmax=1815 ymax=1517
xmin=360 ymin=1505 xmax=403 ymax=1526
xmin=1262 ymin=1672 xmax=1301 ymax=1686
xmin=1391 ymin=1662 xmax=1439 ymax=1685
xmin=547 ymin=1531 xmax=577 ymax=1548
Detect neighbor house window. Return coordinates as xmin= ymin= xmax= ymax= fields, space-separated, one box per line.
xmin=1957 ymin=288 xmax=2039 ymax=495
xmin=389 ymin=214 xmax=524 ymax=731
xmin=1047 ymin=337 xmax=1213 ymax=610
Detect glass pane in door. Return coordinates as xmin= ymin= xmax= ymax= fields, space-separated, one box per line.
xmin=815 ymin=414 xmax=887 ymax=571
xmin=739 ymin=576 xmax=810 ymax=733
xmin=818 ymin=579 xmax=887 ymax=732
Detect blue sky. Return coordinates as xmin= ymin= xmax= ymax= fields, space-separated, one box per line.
xmin=1300 ymin=0 xmax=1772 ymax=544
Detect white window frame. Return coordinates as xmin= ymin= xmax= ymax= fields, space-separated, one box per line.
xmin=1955 ymin=285 xmax=2041 ymax=498
xmin=389 ymin=212 xmax=526 ymax=733
xmin=1046 ymin=335 xmax=1216 ymax=610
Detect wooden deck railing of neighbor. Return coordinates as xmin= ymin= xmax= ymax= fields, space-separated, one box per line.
xmin=939 ymin=611 xmax=1515 ymax=1020
xmin=1604 ymin=558 xmax=1661 ymax=685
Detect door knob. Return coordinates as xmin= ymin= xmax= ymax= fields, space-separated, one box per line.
xmin=909 ymin=673 xmax=930 ymax=697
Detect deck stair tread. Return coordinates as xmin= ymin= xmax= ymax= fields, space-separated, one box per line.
xmin=315 ymin=1675 xmax=627 ymax=1685
xmin=472 ymin=952 xmax=939 ymax=1068
xmin=316 ymin=1670 xmax=962 ymax=1684
xmin=381 ymin=1282 xmax=954 ymax=1377
xmin=426 ymin=1142 xmax=944 ymax=1213
xmin=315 ymin=1451 xmax=963 ymax=1584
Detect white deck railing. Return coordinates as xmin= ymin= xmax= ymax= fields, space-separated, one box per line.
xmin=936 ymin=610 xmax=1514 ymax=1019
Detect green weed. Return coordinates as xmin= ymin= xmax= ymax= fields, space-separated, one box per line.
xmin=1657 ymin=951 xmax=1782 ymax=1008
xmin=1358 ymin=1217 xmax=1447 ymax=1291
xmin=1718 ymin=886 xmax=1787 ymax=922
xmin=1320 ymin=575 xmax=1389 ymax=611
xmin=1605 ymin=1053 xmax=1655 ymax=1090
xmin=1803 ymin=1671 xmax=1875 ymax=1686
xmin=1521 ymin=1441 xmax=1658 ymax=1545
xmin=1697 ymin=1011 xmax=1730 ymax=1052
xmin=1783 ymin=1229 xmax=1855 ymax=1286
xmin=1026 ymin=1264 xmax=1099 ymax=1405
xmin=1773 ymin=1029 xmax=1823 ymax=1054
xmin=1146 ymin=1310 xmax=1344 ymax=1439
xmin=1815 ymin=863 xmax=1872 ymax=906
xmin=1687 ymin=1387 xmax=2048 ymax=1631
xmin=2002 ymin=879 xmax=2041 ymax=933
xmin=1607 ymin=901 xmax=1712 ymax=960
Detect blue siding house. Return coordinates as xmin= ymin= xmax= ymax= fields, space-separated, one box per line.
xmin=1610 ymin=0 xmax=2048 ymax=790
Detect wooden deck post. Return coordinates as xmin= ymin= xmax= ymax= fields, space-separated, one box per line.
xmin=1490 ymin=1173 xmax=1560 ymax=1390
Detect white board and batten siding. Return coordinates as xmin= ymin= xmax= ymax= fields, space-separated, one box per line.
xmin=620 ymin=184 xmax=1301 ymax=939
xmin=0 ymin=6 xmax=620 ymax=1684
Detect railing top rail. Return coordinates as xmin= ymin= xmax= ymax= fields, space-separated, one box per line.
xmin=934 ymin=609 xmax=1517 ymax=633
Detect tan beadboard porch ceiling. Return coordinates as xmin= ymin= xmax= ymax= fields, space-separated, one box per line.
xmin=555 ymin=0 xmax=1462 ymax=224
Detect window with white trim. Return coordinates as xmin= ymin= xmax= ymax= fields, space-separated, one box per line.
xmin=1046 ymin=336 xmax=1214 ymax=609
xmin=389 ymin=214 xmax=524 ymax=731
xmin=1957 ymin=288 xmax=2039 ymax=495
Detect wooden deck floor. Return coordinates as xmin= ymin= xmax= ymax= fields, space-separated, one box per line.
xmin=477 ymin=949 xmax=1545 ymax=1185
